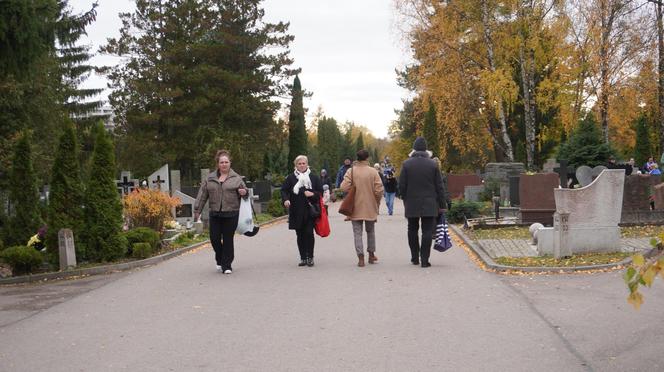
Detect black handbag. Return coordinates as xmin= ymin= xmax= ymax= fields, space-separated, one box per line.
xmin=308 ymin=198 xmax=321 ymax=219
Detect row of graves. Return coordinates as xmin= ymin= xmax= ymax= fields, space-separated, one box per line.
xmin=449 ymin=160 xmax=664 ymax=258
xmin=115 ymin=165 xmax=276 ymax=232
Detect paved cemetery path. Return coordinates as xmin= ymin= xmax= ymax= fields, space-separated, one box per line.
xmin=2 ymin=202 xmax=664 ymax=372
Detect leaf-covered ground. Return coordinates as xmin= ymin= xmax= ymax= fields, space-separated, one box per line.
xmin=495 ymin=252 xmax=630 ymax=267
xmin=465 ymin=225 xmax=664 ymax=240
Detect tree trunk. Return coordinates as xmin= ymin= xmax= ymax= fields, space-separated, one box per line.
xmin=599 ymin=0 xmax=612 ymax=144
xmin=482 ymin=0 xmax=514 ymax=161
xmin=518 ymin=2 xmax=537 ymax=170
xmin=657 ymin=2 xmax=664 ymax=155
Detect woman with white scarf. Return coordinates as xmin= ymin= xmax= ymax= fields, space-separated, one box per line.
xmin=281 ymin=155 xmax=323 ymax=267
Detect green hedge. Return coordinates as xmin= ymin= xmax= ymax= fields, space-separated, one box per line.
xmin=267 ymin=189 xmax=286 ymax=217
xmin=0 ymin=246 xmax=43 ymax=276
xmin=131 ymin=242 xmax=153 ymax=259
xmin=124 ymin=227 xmax=160 ymax=253
xmin=447 ymin=200 xmax=483 ymax=223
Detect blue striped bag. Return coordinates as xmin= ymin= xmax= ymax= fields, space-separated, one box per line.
xmin=433 ymin=212 xmax=453 ymax=252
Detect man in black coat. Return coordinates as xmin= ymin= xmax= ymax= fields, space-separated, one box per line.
xmin=399 ymin=137 xmax=445 ymax=267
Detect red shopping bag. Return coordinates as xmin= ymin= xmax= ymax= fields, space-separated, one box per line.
xmin=314 ymin=197 xmax=330 ymax=237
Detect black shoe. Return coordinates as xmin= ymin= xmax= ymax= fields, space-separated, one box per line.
xmin=307 ymin=258 xmax=314 ymax=267
xmin=411 ymin=258 xmax=419 ymax=265
xmin=298 ymin=259 xmax=307 ymax=267
xmin=421 ymin=262 xmax=431 ymax=268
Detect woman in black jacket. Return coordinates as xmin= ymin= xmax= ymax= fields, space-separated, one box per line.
xmin=281 ymin=155 xmax=323 ymax=267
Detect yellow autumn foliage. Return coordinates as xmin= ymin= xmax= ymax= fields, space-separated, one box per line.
xmin=123 ymin=189 xmax=181 ymax=232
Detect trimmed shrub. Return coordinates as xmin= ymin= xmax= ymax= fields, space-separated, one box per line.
xmin=123 ymin=188 xmax=181 ymax=231
xmin=83 ymin=124 xmax=126 ymax=262
xmin=478 ymin=178 xmax=500 ymax=202
xmin=0 ymin=246 xmax=44 ymax=276
xmin=267 ymin=189 xmax=286 ymax=217
xmin=447 ymin=200 xmax=482 ymax=223
xmin=131 ymin=242 xmax=153 ymax=259
xmin=124 ymin=227 xmax=160 ymax=252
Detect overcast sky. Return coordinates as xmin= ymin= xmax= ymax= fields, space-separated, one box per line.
xmin=69 ymin=0 xmax=409 ymax=138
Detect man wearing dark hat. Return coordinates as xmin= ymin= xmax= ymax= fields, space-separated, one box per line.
xmin=399 ymin=137 xmax=445 ymax=267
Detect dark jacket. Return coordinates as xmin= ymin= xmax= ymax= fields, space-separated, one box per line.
xmin=399 ymin=151 xmax=445 ymax=218
xmin=384 ymin=177 xmax=398 ymax=193
xmin=281 ymin=172 xmax=323 ymax=230
xmin=194 ymin=169 xmax=246 ymax=215
xmin=336 ymin=164 xmax=351 ymax=188
xmin=321 ymin=174 xmax=333 ymax=190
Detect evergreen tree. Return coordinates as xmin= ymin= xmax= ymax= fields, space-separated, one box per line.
xmin=372 ymin=148 xmax=380 ymax=164
xmin=633 ymin=113 xmax=652 ymax=168
xmin=316 ymin=116 xmax=342 ymax=171
xmin=6 ymin=132 xmax=42 ymax=246
xmin=103 ymin=0 xmax=297 ymax=180
xmin=557 ymin=113 xmax=615 ymax=168
xmin=342 ymin=123 xmax=355 ymax=160
xmin=355 ymin=132 xmax=365 ymax=154
xmin=83 ymin=124 xmax=126 ymax=261
xmin=288 ymin=76 xmax=307 ymax=163
xmin=46 ymin=122 xmax=84 ymax=260
xmin=423 ymin=100 xmax=439 ymax=157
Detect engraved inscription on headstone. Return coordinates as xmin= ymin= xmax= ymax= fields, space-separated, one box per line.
xmin=58 ymin=228 xmax=76 ymax=271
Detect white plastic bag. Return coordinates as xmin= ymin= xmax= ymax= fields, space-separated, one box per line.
xmin=236 ymin=198 xmax=254 ymax=234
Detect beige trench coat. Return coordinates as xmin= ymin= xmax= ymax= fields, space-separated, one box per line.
xmin=340 ymin=161 xmax=384 ymax=221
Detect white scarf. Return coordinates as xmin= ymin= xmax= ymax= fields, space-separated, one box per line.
xmin=293 ymin=168 xmax=312 ymax=194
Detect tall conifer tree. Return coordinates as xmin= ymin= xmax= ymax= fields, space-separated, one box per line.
xmin=288 ymin=76 xmax=307 ymax=163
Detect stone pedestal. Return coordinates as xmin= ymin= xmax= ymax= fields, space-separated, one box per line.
xmin=58 ymin=229 xmax=76 ymax=271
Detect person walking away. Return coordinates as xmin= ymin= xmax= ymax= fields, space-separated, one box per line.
xmin=322 ymin=184 xmax=331 ymax=214
xmin=281 ymin=155 xmax=323 ymax=267
xmin=340 ymin=149 xmax=384 ymax=267
xmin=399 ymin=137 xmax=445 ymax=268
xmin=383 ymin=169 xmax=398 ymax=216
xmin=194 ymin=150 xmax=248 ymax=274
xmin=320 ymin=169 xmax=333 ymax=190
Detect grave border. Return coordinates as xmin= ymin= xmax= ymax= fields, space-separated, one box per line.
xmin=449 ymin=224 xmax=634 ymax=273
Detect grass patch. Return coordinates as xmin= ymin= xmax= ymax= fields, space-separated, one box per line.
xmin=168 ymin=232 xmax=208 ymax=249
xmin=494 ymin=252 xmax=631 ymax=267
xmin=255 ymin=213 xmax=276 ymax=225
xmin=467 ymin=226 xmax=531 ymax=240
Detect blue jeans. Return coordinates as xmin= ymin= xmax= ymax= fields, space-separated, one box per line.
xmin=384 ymin=192 xmax=396 ymax=215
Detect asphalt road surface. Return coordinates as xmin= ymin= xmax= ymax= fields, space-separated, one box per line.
xmin=1 ymin=202 xmax=663 ymax=371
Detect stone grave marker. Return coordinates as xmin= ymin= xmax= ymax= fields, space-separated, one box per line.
xmin=554 ymin=160 xmax=572 ymax=188
xmin=464 ymin=185 xmax=484 ymax=202
xmin=484 ymin=163 xmax=526 ymax=184
xmin=537 ymin=169 xmax=625 ymax=255
xmin=172 ymin=190 xmax=196 ymax=225
xmin=170 ymin=170 xmax=181 ymax=192
xmin=519 ymin=173 xmax=559 ymax=225
xmin=509 ymin=176 xmax=520 ymax=206
xmin=116 ymin=171 xmax=138 ymax=196
xmin=58 ymin=228 xmax=76 ymax=271
xmin=576 ymin=165 xmax=593 ymax=187
xmin=591 ymin=165 xmax=607 ymax=179
xmin=653 ymin=183 xmax=664 ymax=210
xmin=148 ymin=164 xmax=170 ymax=192
xmin=447 ymin=174 xmax=482 ymax=199
xmin=252 ymin=181 xmax=272 ymax=203
xmin=543 ymin=158 xmax=559 ymax=173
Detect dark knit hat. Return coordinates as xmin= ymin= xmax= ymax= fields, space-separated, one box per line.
xmin=413 ymin=137 xmax=427 ymax=151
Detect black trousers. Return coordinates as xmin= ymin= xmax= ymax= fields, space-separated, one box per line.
xmin=209 ymin=214 xmax=239 ymax=270
xmin=407 ymin=216 xmax=435 ymax=263
xmin=295 ymin=218 xmax=315 ymax=260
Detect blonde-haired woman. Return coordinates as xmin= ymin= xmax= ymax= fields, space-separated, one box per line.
xmin=281 ymin=155 xmax=323 ymax=267
xmin=194 ymin=150 xmax=247 ymax=274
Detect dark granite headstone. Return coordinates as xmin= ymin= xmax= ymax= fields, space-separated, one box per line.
xmin=447 ymin=174 xmax=482 ymax=199
xmin=484 ymin=163 xmax=526 ymax=185
xmin=509 ymin=176 xmax=520 ymax=206
xmin=252 ymin=181 xmax=272 ymax=202
xmin=519 ymin=173 xmax=559 ymax=226
xmin=653 ymin=182 xmax=664 ymax=210
xmin=622 ymin=174 xmax=654 ymax=212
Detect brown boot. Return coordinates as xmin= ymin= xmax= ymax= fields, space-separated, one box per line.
xmin=357 ymin=254 xmax=365 ymax=267
xmin=368 ymin=252 xmax=378 ymax=264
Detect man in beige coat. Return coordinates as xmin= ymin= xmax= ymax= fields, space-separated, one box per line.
xmin=340 ymin=149 xmax=384 ymax=267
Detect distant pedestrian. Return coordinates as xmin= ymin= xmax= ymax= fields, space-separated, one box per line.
xmin=650 ymin=163 xmax=662 ymax=175
xmin=336 ymin=157 xmax=352 ymax=188
xmin=194 ymin=150 xmax=248 ymax=274
xmin=281 ymin=155 xmax=323 ymax=267
xmin=383 ymin=169 xmax=398 ymax=216
xmin=340 ymin=149 xmax=384 ymax=267
xmin=399 ymin=137 xmax=446 ymax=268
xmin=322 ymin=184 xmax=331 ymax=214
xmin=320 ymin=169 xmax=333 ymax=190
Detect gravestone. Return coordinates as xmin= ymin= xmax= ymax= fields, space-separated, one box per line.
xmin=519 ymin=173 xmax=559 ymax=225
xmin=591 ymin=165 xmax=607 ymax=179
xmin=576 ymin=165 xmax=593 ymax=187
xmin=252 ymin=181 xmax=272 ymax=203
xmin=464 ymin=185 xmax=484 ymax=202
xmin=447 ymin=174 xmax=482 ymax=199
xmin=170 ymin=170 xmax=181 ymax=192
xmin=148 ymin=164 xmax=170 ymax=192
xmin=537 ymin=169 xmax=625 ymax=255
xmin=653 ymin=183 xmax=664 ymax=210
xmin=116 ymin=171 xmax=138 ymax=196
xmin=622 ymin=174 xmax=653 ymax=212
xmin=172 ymin=190 xmax=196 ymax=225
xmin=509 ymin=176 xmax=520 ymax=206
xmin=58 ymin=228 xmax=76 ymax=271
xmin=484 ymin=163 xmax=526 ymax=184
xmin=553 ymin=160 xmax=572 ymax=188
xmin=542 ymin=158 xmax=559 ymax=173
